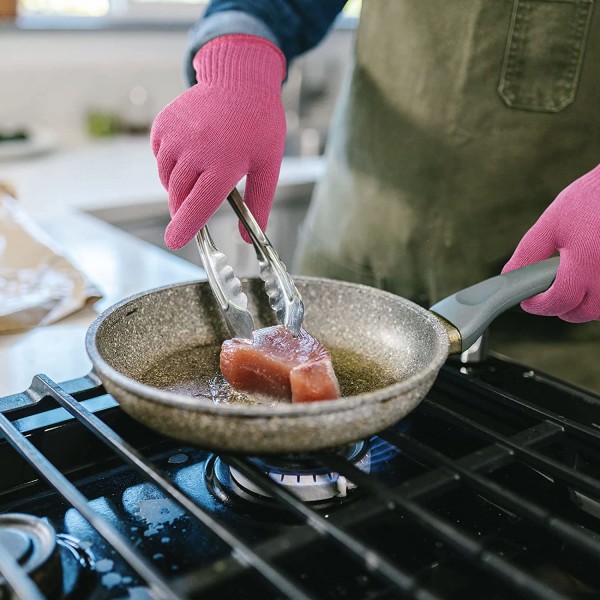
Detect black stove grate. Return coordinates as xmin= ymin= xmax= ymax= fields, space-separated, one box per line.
xmin=0 ymin=356 xmax=599 ymax=599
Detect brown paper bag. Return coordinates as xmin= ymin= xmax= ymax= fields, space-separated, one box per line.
xmin=0 ymin=185 xmax=102 ymax=333
xmin=0 ymin=0 xmax=17 ymax=19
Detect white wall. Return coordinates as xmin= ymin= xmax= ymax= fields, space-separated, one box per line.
xmin=0 ymin=25 xmax=354 ymax=147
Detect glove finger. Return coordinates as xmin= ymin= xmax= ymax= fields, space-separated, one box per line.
xmin=520 ymin=252 xmax=585 ymax=316
xmin=155 ymin=147 xmax=177 ymax=191
xmin=165 ymin=171 xmax=239 ymax=250
xmin=239 ymin=163 xmax=281 ymax=243
xmin=560 ymin=290 xmax=600 ymax=323
xmin=151 ymin=136 xmax=161 ymax=157
xmin=150 ymin=128 xmax=162 ymax=157
xmin=167 ymin=160 xmax=199 ymax=216
xmin=502 ymin=219 xmax=555 ymax=274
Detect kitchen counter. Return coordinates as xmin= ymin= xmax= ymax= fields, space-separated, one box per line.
xmin=0 ymin=136 xmax=325 ymax=220
xmin=0 ymin=137 xmax=324 ymax=396
xmin=0 ymin=211 xmax=204 ymax=396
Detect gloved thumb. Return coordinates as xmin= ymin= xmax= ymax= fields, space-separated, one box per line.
xmin=501 ymin=218 xmax=556 ymax=274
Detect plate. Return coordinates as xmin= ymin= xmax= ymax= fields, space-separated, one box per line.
xmin=0 ymin=128 xmax=58 ymax=161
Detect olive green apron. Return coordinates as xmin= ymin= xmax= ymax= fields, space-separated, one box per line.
xmin=294 ymin=0 xmax=600 ymax=393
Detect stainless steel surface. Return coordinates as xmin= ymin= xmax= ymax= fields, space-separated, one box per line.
xmin=195 ymin=227 xmax=254 ymax=340
xmin=227 ymin=189 xmax=304 ymax=337
xmin=227 ymin=450 xmax=371 ymax=502
xmin=0 ymin=513 xmax=60 ymax=596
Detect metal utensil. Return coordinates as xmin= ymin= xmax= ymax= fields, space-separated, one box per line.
xmin=227 ymin=188 xmax=304 ymax=337
xmin=195 ymin=227 xmax=254 ymax=340
xmin=195 ymin=188 xmax=304 ymax=338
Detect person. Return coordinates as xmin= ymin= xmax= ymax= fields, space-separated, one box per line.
xmin=150 ymin=1 xmax=600 ymax=392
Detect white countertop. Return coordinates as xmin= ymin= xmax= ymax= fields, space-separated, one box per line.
xmin=0 ymin=137 xmax=324 ymax=396
xmin=1 ymin=136 xmax=325 ymax=219
xmin=0 ymin=212 xmax=204 ymax=396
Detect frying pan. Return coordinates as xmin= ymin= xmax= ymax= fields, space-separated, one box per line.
xmin=85 ymin=258 xmax=559 ymax=453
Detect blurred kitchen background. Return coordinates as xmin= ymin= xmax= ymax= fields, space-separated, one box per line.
xmin=0 ymin=0 xmax=359 ymax=274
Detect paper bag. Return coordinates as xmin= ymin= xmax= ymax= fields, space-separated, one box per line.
xmin=0 ymin=185 xmax=102 ymax=333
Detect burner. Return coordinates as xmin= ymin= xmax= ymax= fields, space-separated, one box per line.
xmin=0 ymin=514 xmax=96 ymax=599
xmin=208 ymin=442 xmax=371 ymax=506
xmin=0 ymin=514 xmax=61 ymax=599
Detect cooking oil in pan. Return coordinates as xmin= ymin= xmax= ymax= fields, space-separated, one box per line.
xmin=139 ymin=344 xmax=397 ymax=406
xmin=331 ymin=347 xmax=397 ymax=396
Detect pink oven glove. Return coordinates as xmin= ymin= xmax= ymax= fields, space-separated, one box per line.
xmin=151 ymin=34 xmax=286 ymax=249
xmin=502 ymin=164 xmax=600 ymax=323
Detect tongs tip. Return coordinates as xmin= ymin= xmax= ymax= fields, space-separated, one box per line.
xmin=284 ymin=301 xmax=304 ymax=337
xmin=228 ymin=189 xmax=304 ymax=335
xmin=195 ymin=187 xmax=304 ymax=339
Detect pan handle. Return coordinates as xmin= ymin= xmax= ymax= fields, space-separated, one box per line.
xmin=430 ymin=257 xmax=559 ymax=353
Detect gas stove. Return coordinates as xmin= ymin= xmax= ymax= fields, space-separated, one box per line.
xmin=0 ymin=354 xmax=599 ymax=599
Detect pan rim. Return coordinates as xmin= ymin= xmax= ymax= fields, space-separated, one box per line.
xmin=86 ymin=277 xmax=450 ymax=417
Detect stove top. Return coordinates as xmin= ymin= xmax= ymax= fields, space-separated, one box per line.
xmin=0 ymin=354 xmax=599 ymax=599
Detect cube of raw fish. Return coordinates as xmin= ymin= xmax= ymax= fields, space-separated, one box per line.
xmin=289 ymin=360 xmax=341 ymax=403
xmin=220 ymin=325 xmax=341 ymax=403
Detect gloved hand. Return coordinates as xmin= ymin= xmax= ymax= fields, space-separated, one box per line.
xmin=151 ymin=34 xmax=286 ymax=249
xmin=502 ymin=164 xmax=600 ymax=323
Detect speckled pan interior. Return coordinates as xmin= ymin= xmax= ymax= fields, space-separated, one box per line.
xmin=86 ymin=277 xmax=450 ymax=453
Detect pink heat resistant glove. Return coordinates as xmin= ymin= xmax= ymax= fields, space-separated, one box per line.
xmin=502 ymin=164 xmax=600 ymax=323
xmin=151 ymin=35 xmax=286 ymax=249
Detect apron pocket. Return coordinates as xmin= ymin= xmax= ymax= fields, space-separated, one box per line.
xmin=498 ymin=0 xmax=593 ymax=112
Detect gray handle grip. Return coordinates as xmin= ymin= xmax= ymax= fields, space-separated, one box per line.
xmin=430 ymin=257 xmax=559 ymax=352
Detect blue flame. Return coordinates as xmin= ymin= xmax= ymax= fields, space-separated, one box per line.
xmin=368 ymin=436 xmax=400 ymax=471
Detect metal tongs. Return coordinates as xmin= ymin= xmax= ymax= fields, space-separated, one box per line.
xmin=195 ymin=188 xmax=304 ymax=340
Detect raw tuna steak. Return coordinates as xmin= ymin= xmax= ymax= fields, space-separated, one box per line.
xmin=220 ymin=325 xmax=341 ymax=403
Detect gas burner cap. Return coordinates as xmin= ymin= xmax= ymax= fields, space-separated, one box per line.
xmin=0 ymin=513 xmax=61 ymax=596
xmin=217 ymin=442 xmax=371 ymax=504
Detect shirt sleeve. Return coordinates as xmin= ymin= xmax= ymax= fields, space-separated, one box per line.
xmin=185 ymin=0 xmax=347 ymax=85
